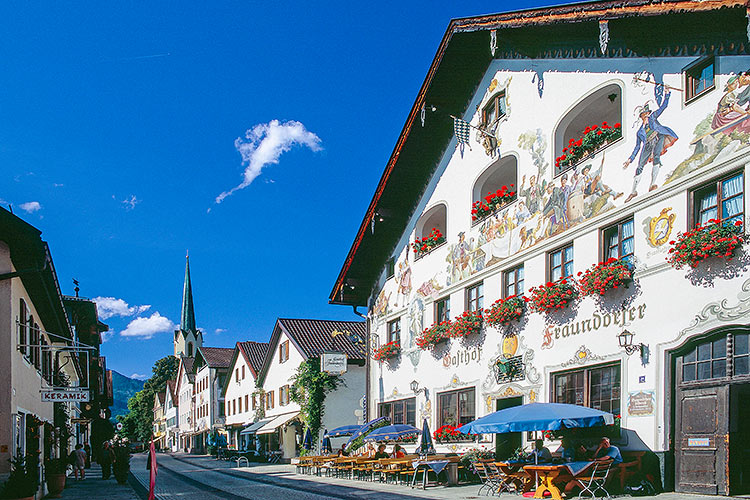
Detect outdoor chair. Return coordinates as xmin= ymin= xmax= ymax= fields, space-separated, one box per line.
xmin=472 ymin=461 xmax=500 ymax=496
xmin=577 ymin=461 xmax=613 ymax=499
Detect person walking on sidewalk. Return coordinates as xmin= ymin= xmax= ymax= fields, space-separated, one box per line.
xmin=84 ymin=441 xmax=92 ymax=468
xmin=73 ymin=444 xmax=87 ymax=480
xmin=99 ymin=441 xmax=116 ymax=480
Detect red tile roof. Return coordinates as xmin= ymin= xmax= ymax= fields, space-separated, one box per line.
xmin=278 ymin=318 xmax=366 ymax=360
xmin=199 ymin=347 xmax=235 ymax=368
xmin=238 ymin=341 xmax=269 ymax=376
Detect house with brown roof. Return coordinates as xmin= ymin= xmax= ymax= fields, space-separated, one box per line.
xmin=189 ymin=346 xmax=234 ymax=453
xmin=163 ymin=379 xmax=179 ymax=451
xmin=152 ymin=390 xmax=166 ymax=450
xmin=250 ymin=318 xmax=367 ymax=460
xmin=223 ymin=341 xmax=269 ymax=449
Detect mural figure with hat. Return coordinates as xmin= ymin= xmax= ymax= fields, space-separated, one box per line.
xmin=623 ymin=90 xmax=678 ymax=203
xmin=712 ymin=73 xmax=750 ymax=136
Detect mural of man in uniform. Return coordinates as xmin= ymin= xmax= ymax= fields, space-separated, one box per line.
xmin=623 ymin=90 xmax=678 ymax=202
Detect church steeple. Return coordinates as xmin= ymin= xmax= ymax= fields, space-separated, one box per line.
xmin=180 ymin=254 xmax=196 ymax=333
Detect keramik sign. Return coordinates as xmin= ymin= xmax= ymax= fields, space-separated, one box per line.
xmin=41 ymin=389 xmax=90 ymax=402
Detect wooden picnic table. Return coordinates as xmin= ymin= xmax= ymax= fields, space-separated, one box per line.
xmin=523 ymin=462 xmax=595 ymax=500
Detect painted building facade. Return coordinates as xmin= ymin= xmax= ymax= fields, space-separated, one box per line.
xmin=331 ymin=2 xmax=750 ymax=495
xmin=223 ymin=341 xmax=269 ymax=449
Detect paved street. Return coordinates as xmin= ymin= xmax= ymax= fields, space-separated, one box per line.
xmin=125 ymin=452 xmax=722 ymax=500
xmin=53 ymin=463 xmax=140 ymax=500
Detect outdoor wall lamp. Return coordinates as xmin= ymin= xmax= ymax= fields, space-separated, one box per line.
xmin=617 ymin=328 xmax=649 ymax=365
xmin=410 ymin=380 xmax=426 ymax=395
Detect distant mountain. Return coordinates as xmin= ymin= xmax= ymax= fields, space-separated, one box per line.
xmin=111 ymin=370 xmax=145 ymax=419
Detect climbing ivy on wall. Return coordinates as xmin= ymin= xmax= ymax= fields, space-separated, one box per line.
xmin=289 ymin=358 xmax=343 ymax=447
xmin=252 ymin=383 xmax=266 ymax=421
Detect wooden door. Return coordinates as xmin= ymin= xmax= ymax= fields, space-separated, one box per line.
xmin=675 ymin=359 xmax=729 ymax=495
xmin=495 ymin=396 xmax=523 ymax=459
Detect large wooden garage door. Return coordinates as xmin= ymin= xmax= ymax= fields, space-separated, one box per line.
xmin=675 ymin=364 xmax=729 ymax=494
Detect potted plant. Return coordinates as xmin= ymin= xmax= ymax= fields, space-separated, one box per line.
xmin=411 ymin=227 xmax=446 ymax=258
xmin=555 ymin=121 xmax=622 ymax=170
xmin=448 ymin=310 xmax=483 ymax=338
xmin=111 ymin=439 xmax=131 ymax=485
xmin=577 ymin=258 xmax=634 ymax=296
xmin=485 ymin=295 xmax=525 ymax=326
xmin=471 ymin=185 xmax=516 ymax=222
xmin=44 ymin=457 xmax=68 ymax=498
xmin=527 ymin=279 xmax=578 ymax=313
xmin=415 ymin=321 xmax=451 ymax=350
xmin=373 ymin=341 xmax=401 ymax=361
xmin=432 ymin=425 xmax=463 ymax=443
xmin=1 ymin=451 xmax=39 ymax=500
xmin=667 ymin=219 xmax=745 ymax=269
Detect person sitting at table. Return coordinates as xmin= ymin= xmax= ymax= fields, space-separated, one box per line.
xmin=337 ymin=445 xmax=349 ymax=457
xmin=373 ymin=444 xmax=390 ymax=459
xmin=560 ymin=438 xmax=590 ymax=462
xmin=528 ymin=439 xmax=552 ymax=463
xmin=360 ymin=442 xmax=376 ymax=457
xmin=593 ymin=437 xmax=622 ymax=464
xmin=391 ymin=444 xmax=405 ymax=459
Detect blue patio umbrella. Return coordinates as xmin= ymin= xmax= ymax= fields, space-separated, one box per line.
xmin=321 ymin=431 xmax=332 ymax=454
xmin=362 ymin=424 xmax=420 ymax=442
xmin=328 ymin=425 xmax=362 ymax=438
xmin=457 ymin=402 xmax=614 ymax=435
xmin=344 ymin=417 xmax=390 ymax=451
xmin=303 ymin=428 xmax=312 ymax=451
xmin=418 ymin=419 xmax=436 ymax=456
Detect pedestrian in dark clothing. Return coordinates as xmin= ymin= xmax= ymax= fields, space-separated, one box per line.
xmin=99 ymin=441 xmax=115 ymax=479
xmin=83 ymin=441 xmax=92 ymax=468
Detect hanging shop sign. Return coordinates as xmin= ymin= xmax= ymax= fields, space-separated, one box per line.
xmin=541 ymin=303 xmax=647 ymax=349
xmin=443 ymin=346 xmax=482 ymax=369
xmin=321 ymin=352 xmax=347 ymax=375
xmin=41 ymin=389 xmax=90 ymax=402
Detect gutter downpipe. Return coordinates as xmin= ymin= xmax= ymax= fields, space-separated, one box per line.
xmin=352 ymin=306 xmax=370 ymax=421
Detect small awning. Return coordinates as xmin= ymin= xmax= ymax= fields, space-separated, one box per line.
xmin=256 ymin=412 xmax=300 ymax=435
xmin=240 ymin=418 xmax=273 ymax=436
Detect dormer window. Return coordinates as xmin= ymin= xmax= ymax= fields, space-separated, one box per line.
xmin=472 ymin=155 xmax=517 ymax=223
xmin=413 ymin=204 xmax=447 ymax=259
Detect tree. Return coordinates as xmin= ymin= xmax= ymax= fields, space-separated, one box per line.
xmin=118 ymin=355 xmax=178 ymax=442
xmin=289 ymin=358 xmax=343 ymax=447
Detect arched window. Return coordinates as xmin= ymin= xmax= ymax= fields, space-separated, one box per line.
xmin=679 ymin=329 xmax=749 ymax=381
xmin=188 ymin=342 xmax=193 ymax=357
xmin=554 ymin=83 xmax=623 ymax=176
xmin=471 ymin=156 xmax=517 ymax=223
xmin=414 ymin=204 xmax=447 ymax=257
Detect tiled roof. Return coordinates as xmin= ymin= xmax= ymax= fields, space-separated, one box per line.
xmin=278 ymin=318 xmax=366 ymax=360
xmin=200 ymin=347 xmax=234 ymax=368
xmin=165 ymin=380 xmax=177 ymax=401
xmin=238 ymin=341 xmax=269 ymax=376
xmin=156 ymin=391 xmax=165 ymax=405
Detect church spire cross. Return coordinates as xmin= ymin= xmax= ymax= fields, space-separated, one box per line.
xmin=181 ymin=254 xmax=197 ymax=334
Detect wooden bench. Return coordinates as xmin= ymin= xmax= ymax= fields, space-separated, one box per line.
xmin=612 ymin=451 xmax=646 ymax=491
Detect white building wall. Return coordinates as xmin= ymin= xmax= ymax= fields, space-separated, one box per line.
xmin=367 ymin=55 xmax=750 ymax=456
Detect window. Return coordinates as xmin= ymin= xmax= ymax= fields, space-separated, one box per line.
xmin=386 ymin=258 xmax=395 ymax=279
xmin=233 ymin=399 xmax=237 ymax=415
xmin=242 ymin=365 xmax=245 ymax=379
xmin=279 ymin=385 xmax=290 ymax=406
xmin=387 ymin=319 xmax=401 ymax=344
xmin=692 ymin=171 xmax=744 ymax=227
xmin=437 ymin=388 xmax=475 ymax=429
xmin=466 ymin=282 xmax=484 ymax=312
xmin=472 ymin=156 xmax=518 ymax=215
xmin=219 ymin=401 xmax=225 ymax=417
xmin=245 ymin=394 xmax=249 ymax=410
xmin=235 ymin=368 xmax=239 ymax=383
xmin=736 ymin=332 xmax=749 ymax=376
xmin=266 ymin=391 xmax=275 ymax=409
xmin=549 ymin=244 xmax=574 ymax=282
xmin=682 ymin=337 xmax=728 ymax=381
xmin=238 ymin=398 xmax=242 ymax=413
xmin=226 ymin=401 xmax=230 ymax=416
xmin=415 ymin=204 xmax=447 ymax=251
xmin=378 ymin=398 xmax=416 ymax=426
xmin=435 ymin=297 xmax=450 ymax=323
xmin=602 ymin=218 xmax=634 ymax=263
xmin=503 ymin=265 xmax=524 ymax=298
xmin=279 ymin=341 xmax=289 ymax=363
xmin=685 ymin=57 xmax=715 ymax=102
xmin=18 ymin=299 xmax=27 ymax=355
xmin=187 ymin=342 xmax=193 ymax=357
xmin=481 ymin=92 xmax=506 ymax=127
xmin=554 ymin=83 xmax=623 ymax=176
xmin=552 ymin=363 xmax=621 ymax=415
xmin=31 ymin=320 xmax=39 ymax=369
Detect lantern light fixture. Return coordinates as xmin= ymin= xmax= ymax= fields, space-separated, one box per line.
xmin=617 ymin=328 xmax=650 ymax=365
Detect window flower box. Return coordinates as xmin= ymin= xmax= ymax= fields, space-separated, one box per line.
xmin=577 ymin=258 xmax=634 ymax=296
xmin=448 ymin=310 xmax=483 ymax=338
xmin=416 ymin=321 xmax=451 ymax=350
xmin=412 ymin=228 xmax=446 ymax=258
xmin=471 ymin=186 xmax=517 ymax=223
xmin=527 ymin=279 xmax=578 ymax=313
xmin=667 ymin=219 xmax=745 ymax=269
xmin=485 ymin=295 xmax=525 ymax=326
xmin=555 ymin=122 xmax=622 ymax=171
xmin=373 ymin=341 xmax=401 ymax=361
xmin=433 ymin=424 xmax=464 ymax=443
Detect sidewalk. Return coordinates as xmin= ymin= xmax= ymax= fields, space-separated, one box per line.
xmin=48 ymin=463 xmax=140 ymax=500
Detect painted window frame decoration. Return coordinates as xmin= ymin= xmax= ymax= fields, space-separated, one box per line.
xmin=691 ymin=170 xmax=744 ymax=228
xmin=684 ymin=56 xmax=716 ymax=103
xmin=602 ymin=218 xmax=635 ymax=263
xmin=387 ymin=318 xmax=401 ymax=344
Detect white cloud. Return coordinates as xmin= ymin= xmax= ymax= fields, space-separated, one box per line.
xmin=121 ymin=312 xmax=175 ymax=339
xmin=101 ymin=331 xmax=113 ymax=343
xmin=54 ymin=183 xmax=64 ymax=187
xmin=214 ymin=328 xmax=226 ymax=334
xmin=93 ymin=296 xmax=151 ymax=320
xmin=130 ymin=373 xmax=148 ymax=380
xmin=19 ymin=201 xmax=41 ymax=213
xmin=121 ymin=195 xmax=140 ymax=210
xmin=215 ymin=120 xmax=322 ymax=204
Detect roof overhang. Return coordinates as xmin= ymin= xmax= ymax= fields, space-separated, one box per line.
xmin=329 ymin=0 xmax=750 ymax=306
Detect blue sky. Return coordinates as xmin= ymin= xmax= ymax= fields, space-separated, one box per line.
xmin=1 ymin=1 xmax=554 ymax=379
